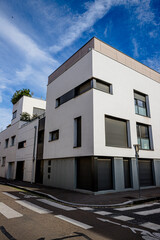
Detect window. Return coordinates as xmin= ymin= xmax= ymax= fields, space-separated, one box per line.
xmin=94 ymin=79 xmax=111 ymax=94
xmin=75 ymin=80 xmax=92 ymax=96
xmin=74 ymin=117 xmax=81 ymax=147
xmin=1 ymin=157 xmax=6 ymax=167
xmin=49 ymin=130 xmax=59 ymax=141
xmin=105 ymin=116 xmax=131 ymax=148
xmin=12 ymin=110 xmax=17 ymax=120
xmin=136 ymin=123 xmax=153 ymax=150
xmin=56 ymin=78 xmax=112 ymax=108
xmin=134 ymin=91 xmax=150 ymax=117
xmin=18 ymin=140 xmax=26 ymax=149
xmin=5 ymin=139 xmax=9 ymax=148
xmin=33 ymin=107 xmax=45 ymax=117
xmin=11 ymin=136 xmax=16 ymax=146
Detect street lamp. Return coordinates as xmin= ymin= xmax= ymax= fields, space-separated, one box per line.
xmin=133 ymin=144 xmax=141 ymax=198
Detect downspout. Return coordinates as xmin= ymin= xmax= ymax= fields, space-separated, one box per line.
xmin=31 ymin=125 xmax=37 ymax=184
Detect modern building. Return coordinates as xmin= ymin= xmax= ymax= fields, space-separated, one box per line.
xmin=0 ymin=96 xmax=46 ymax=182
xmin=43 ymin=37 xmax=160 ymax=193
xmin=1 ymin=37 xmax=160 ymax=194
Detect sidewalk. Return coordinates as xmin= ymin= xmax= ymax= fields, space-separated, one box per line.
xmin=0 ymin=178 xmax=160 ymax=207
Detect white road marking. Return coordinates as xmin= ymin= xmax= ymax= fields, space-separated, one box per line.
xmin=2 ymin=192 xmax=19 ymax=200
xmin=0 ymin=202 xmax=23 ymax=219
xmin=140 ymin=222 xmax=160 ymax=231
xmin=55 ymin=215 xmax=93 ymax=229
xmin=135 ymin=208 xmax=160 ymax=216
xmin=113 ymin=215 xmax=134 ymax=221
xmin=16 ymin=200 xmax=52 ymax=214
xmin=94 ymin=211 xmax=112 ymax=216
xmin=78 ymin=207 xmax=93 ymax=211
xmin=116 ymin=203 xmax=159 ymax=211
xmin=38 ymin=199 xmax=75 ymax=211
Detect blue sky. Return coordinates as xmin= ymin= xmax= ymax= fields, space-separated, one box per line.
xmin=0 ymin=0 xmax=160 ymax=130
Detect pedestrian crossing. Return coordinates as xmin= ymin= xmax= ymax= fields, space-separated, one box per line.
xmin=1 ymin=191 xmax=160 ymax=233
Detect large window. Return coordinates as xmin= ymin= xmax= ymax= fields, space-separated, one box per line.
xmin=49 ymin=130 xmax=59 ymax=142
xmin=134 ymin=91 xmax=150 ymax=117
xmin=74 ymin=117 xmax=81 ymax=147
xmin=105 ymin=116 xmax=130 ymax=148
xmin=136 ymin=123 xmax=153 ymax=150
xmin=18 ymin=141 xmax=26 ymax=149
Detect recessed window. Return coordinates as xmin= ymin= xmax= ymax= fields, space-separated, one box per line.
xmin=134 ymin=91 xmax=150 ymax=117
xmin=1 ymin=157 xmax=6 ymax=167
xmin=49 ymin=130 xmax=59 ymax=141
xmin=11 ymin=136 xmax=16 ymax=146
xmin=136 ymin=123 xmax=153 ymax=150
xmin=94 ymin=79 xmax=111 ymax=94
xmin=74 ymin=117 xmax=81 ymax=147
xmin=105 ymin=116 xmax=131 ymax=148
xmin=5 ymin=139 xmax=9 ymax=148
xmin=75 ymin=80 xmax=92 ymax=96
xmin=12 ymin=110 xmax=17 ymax=120
xmin=18 ymin=140 xmax=26 ymax=149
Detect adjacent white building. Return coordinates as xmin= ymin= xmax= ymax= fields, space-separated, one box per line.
xmin=0 ymin=96 xmax=46 ymax=182
xmin=1 ymin=37 xmax=160 ymax=194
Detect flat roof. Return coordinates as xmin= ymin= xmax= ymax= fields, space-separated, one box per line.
xmin=48 ymin=37 xmax=160 ymax=85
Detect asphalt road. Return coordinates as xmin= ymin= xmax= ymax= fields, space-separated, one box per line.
xmin=0 ymin=184 xmax=159 ymax=240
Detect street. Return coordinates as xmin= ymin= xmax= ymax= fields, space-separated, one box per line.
xmin=0 ymin=184 xmax=160 ymax=240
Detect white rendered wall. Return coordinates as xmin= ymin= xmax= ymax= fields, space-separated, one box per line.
xmin=0 ymin=122 xmax=19 ymax=178
xmin=11 ymin=96 xmax=46 ymax=125
xmin=16 ymin=119 xmax=39 ymax=182
xmin=92 ymin=49 xmax=160 ymax=159
xmin=44 ymin=51 xmax=93 ymax=159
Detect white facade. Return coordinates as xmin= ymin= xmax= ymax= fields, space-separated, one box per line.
xmin=0 ymin=96 xmax=46 ymax=182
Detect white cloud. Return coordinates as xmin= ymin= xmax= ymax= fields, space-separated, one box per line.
xmin=143 ymin=57 xmax=160 ymax=73
xmin=132 ymin=38 xmax=139 ymax=58
xmin=0 ymin=108 xmax=12 ymax=131
xmin=135 ymin=0 xmax=155 ymax=25
xmin=50 ymin=0 xmax=139 ymax=53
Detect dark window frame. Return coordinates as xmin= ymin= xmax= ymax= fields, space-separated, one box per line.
xmin=56 ymin=78 xmax=113 ymax=108
xmin=18 ymin=140 xmax=26 ymax=149
xmin=11 ymin=135 xmax=16 ymax=147
xmin=49 ymin=130 xmax=59 ymax=142
xmin=12 ymin=110 xmax=17 ymax=120
xmin=136 ymin=123 xmax=153 ymax=150
xmin=134 ymin=90 xmax=150 ymax=117
xmin=74 ymin=116 xmax=81 ymax=148
xmin=5 ymin=138 xmax=9 ymax=148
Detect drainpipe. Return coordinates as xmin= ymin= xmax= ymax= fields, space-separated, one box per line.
xmin=31 ymin=126 xmax=37 ymax=184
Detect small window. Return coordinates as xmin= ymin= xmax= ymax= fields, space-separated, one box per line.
xmin=49 ymin=130 xmax=59 ymax=141
xmin=1 ymin=157 xmax=6 ymax=167
xmin=5 ymin=139 xmax=9 ymax=148
xmin=74 ymin=117 xmax=81 ymax=147
xmin=136 ymin=123 xmax=153 ymax=150
xmin=94 ymin=79 xmax=111 ymax=94
xmin=12 ymin=110 xmax=17 ymax=120
xmin=134 ymin=91 xmax=150 ymax=117
xmin=18 ymin=141 xmax=26 ymax=149
xmin=105 ymin=116 xmax=130 ymax=148
xmin=11 ymin=136 xmax=16 ymax=146
xmin=48 ymin=160 xmax=51 ymax=166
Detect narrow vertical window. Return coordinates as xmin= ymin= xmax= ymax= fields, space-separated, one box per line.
xmin=74 ymin=117 xmax=81 ymax=147
xmin=136 ymin=123 xmax=153 ymax=150
xmin=134 ymin=91 xmax=150 ymax=117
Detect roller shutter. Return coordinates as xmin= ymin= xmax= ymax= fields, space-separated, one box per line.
xmin=139 ymin=159 xmax=154 ymax=187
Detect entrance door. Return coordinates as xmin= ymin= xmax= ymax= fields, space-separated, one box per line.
xmin=7 ymin=162 xmax=15 ymax=179
xmin=35 ymin=160 xmax=44 ymax=184
xmin=16 ymin=161 xmax=24 ymax=181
